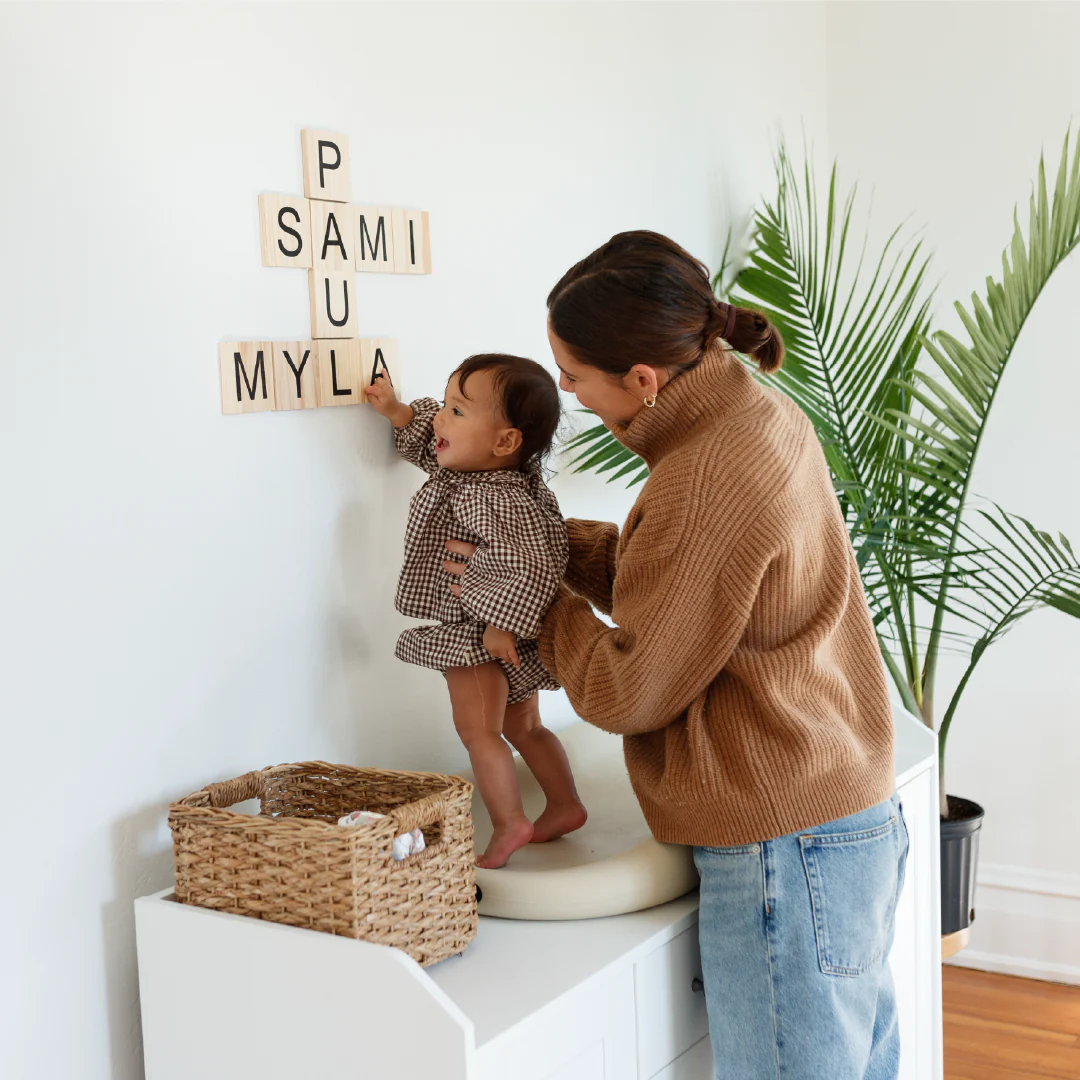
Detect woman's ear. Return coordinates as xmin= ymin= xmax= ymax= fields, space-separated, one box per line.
xmin=623 ymin=364 xmax=665 ymax=400
xmin=493 ymin=427 xmax=524 ymax=459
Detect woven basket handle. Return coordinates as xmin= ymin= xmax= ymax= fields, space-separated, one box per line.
xmin=388 ymin=791 xmax=447 ymax=834
xmin=205 ymin=770 xmax=264 ymax=808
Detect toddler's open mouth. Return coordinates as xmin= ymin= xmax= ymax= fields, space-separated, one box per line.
xmin=435 ymin=437 xmax=449 ymax=453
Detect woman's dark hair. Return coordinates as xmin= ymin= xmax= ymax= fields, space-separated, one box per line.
xmin=546 ymin=230 xmax=784 ymax=376
xmin=452 ymin=353 xmax=561 ymax=466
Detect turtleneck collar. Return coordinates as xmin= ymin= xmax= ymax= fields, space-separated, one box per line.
xmin=609 ymin=345 xmax=765 ymax=468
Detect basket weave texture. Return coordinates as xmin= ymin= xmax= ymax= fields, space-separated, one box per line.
xmin=169 ymin=761 xmax=477 ymax=967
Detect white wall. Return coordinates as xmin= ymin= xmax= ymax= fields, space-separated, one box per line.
xmin=0 ymin=4 xmax=828 ymax=1078
xmin=826 ymin=0 xmax=1080 ymax=982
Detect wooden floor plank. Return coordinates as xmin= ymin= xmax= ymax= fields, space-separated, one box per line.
xmin=947 ymin=1064 xmax=1058 ymax=1080
xmin=944 ymin=1014 xmax=1080 ymax=1077
xmin=947 ymin=1064 xmax=1059 ymax=1080
xmin=943 ymin=967 xmax=1080 ymax=1079
xmin=944 ymin=967 xmax=1080 ymax=1037
xmin=946 ymin=1010 xmax=1078 ymax=1047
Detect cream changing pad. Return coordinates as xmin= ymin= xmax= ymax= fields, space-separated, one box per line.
xmin=464 ymin=720 xmax=699 ymax=920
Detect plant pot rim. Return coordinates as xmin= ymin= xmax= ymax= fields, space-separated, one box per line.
xmin=941 ymin=794 xmax=985 ymax=823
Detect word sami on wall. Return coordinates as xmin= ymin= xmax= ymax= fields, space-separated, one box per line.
xmin=219 ymin=128 xmax=431 ymax=415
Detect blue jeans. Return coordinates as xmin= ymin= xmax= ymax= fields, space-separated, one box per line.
xmin=694 ymin=795 xmax=909 ymax=1079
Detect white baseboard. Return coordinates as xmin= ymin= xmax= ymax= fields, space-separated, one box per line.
xmin=978 ymin=863 xmax=1080 ymax=900
xmin=944 ymin=862 xmax=1080 ymax=985
xmin=947 ymin=948 xmax=1080 ymax=985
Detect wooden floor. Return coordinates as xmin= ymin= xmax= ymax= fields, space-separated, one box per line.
xmin=944 ymin=966 xmax=1080 ymax=1079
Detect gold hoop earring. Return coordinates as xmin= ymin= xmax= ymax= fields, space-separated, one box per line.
xmin=643 ymin=393 xmax=657 ymax=408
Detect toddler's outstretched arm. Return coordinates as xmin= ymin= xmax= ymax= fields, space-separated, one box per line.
xmin=365 ymin=374 xmax=414 ymax=428
xmin=366 ymin=381 xmax=442 ymax=475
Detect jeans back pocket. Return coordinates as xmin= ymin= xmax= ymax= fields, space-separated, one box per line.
xmin=800 ymin=816 xmax=901 ymax=977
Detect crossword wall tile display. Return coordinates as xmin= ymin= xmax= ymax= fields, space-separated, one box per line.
xmin=220 ymin=129 xmax=428 ymax=415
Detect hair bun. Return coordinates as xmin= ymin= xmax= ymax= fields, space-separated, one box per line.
xmin=719 ymin=304 xmax=785 ymax=374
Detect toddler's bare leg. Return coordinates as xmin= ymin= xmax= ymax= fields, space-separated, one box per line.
xmin=445 ymin=663 xmax=533 ymax=868
xmin=503 ymin=695 xmax=588 ymax=843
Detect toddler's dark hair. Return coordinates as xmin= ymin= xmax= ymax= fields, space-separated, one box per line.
xmin=452 ymin=354 xmax=561 ymax=466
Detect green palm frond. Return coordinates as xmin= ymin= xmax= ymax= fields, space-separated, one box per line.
xmin=561 ymin=412 xmax=650 ymax=487
xmin=937 ymin=505 xmax=1080 ymax=749
xmin=732 ymin=144 xmax=935 ymax=715
xmin=733 ymin=145 xmax=934 ymax=508
xmin=880 ymin=129 xmax=1080 ymax=718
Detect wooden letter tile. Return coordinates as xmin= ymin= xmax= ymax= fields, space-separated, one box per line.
xmin=360 ymin=338 xmax=401 ymax=403
xmin=301 ymin=129 xmax=351 ymax=203
xmin=219 ymin=342 xmax=276 ymax=415
xmin=392 ymin=208 xmax=432 ymax=275
xmin=258 ymin=194 xmax=312 ymax=268
xmin=272 ymin=341 xmax=318 ymax=411
xmin=310 ymin=200 xmax=353 ymax=272
xmin=308 ymin=269 xmax=358 ymax=339
xmin=354 ymin=206 xmax=396 ymax=274
xmin=315 ymin=340 xmax=362 ymax=407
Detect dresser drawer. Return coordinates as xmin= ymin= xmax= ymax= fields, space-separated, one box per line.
xmin=650 ymin=1037 xmax=713 ymax=1080
xmin=634 ymin=927 xmax=710 ymax=1078
xmin=476 ymin=964 xmax=637 ymax=1080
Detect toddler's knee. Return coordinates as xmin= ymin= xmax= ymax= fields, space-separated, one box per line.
xmin=505 ymin=707 xmax=544 ymax=744
xmin=458 ymin=726 xmax=507 ymax=751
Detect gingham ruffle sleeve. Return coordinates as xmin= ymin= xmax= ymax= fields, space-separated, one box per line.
xmin=454 ymin=475 xmax=569 ymax=640
xmin=393 ymin=397 xmax=441 ymax=475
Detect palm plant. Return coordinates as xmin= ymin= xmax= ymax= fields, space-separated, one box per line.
xmin=563 ymin=133 xmax=1080 ymax=816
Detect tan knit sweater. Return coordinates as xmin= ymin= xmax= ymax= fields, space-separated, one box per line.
xmin=538 ymin=346 xmax=895 ymax=846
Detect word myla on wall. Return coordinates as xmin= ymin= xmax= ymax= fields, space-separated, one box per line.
xmin=219 ymin=128 xmax=430 ymax=415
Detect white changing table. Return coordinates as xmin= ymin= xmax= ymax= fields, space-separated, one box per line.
xmin=134 ymin=710 xmax=941 ymax=1080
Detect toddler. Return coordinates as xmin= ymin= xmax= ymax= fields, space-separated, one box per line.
xmin=366 ymin=354 xmax=587 ymax=868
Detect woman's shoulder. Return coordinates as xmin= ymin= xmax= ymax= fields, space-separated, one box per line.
xmin=629 ymin=391 xmax=821 ymax=557
xmin=659 ymin=388 xmax=815 ymax=489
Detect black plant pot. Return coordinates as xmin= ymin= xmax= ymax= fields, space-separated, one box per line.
xmin=940 ymin=795 xmax=985 ymax=936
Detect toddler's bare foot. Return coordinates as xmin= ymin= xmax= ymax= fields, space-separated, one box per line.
xmin=477 ymin=817 xmax=534 ymax=869
xmin=530 ymin=801 xmax=588 ymax=844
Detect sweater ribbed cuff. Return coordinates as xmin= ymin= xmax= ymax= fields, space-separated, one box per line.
xmin=538 ymin=585 xmax=579 ymax=678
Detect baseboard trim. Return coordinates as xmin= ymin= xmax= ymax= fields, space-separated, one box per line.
xmin=946 ymin=948 xmax=1080 ymax=986
xmin=979 ymin=863 xmax=1080 ymax=900
xmin=944 ymin=863 xmax=1080 ymax=986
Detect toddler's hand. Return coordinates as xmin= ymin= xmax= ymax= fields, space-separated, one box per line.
xmin=365 ymin=376 xmax=413 ymax=427
xmin=483 ymin=625 xmax=521 ymax=668
xmin=364 ymin=374 xmax=397 ymax=414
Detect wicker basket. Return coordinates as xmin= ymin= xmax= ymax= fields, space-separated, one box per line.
xmin=169 ymin=761 xmax=477 ymax=966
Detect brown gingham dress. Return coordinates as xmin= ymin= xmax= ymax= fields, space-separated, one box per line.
xmin=393 ymin=398 xmax=569 ymax=703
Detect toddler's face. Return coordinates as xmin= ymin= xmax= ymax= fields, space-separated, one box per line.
xmin=434 ymin=369 xmax=521 ymax=471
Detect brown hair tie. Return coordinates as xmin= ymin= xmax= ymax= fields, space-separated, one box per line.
xmin=723 ymin=302 xmax=737 ymax=342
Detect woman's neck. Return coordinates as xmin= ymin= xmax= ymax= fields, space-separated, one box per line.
xmin=609 ymin=346 xmax=764 ymax=467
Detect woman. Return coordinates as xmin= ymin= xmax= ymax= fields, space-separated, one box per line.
xmin=446 ymin=231 xmax=908 ymax=1080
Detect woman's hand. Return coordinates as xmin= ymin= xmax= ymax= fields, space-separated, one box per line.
xmin=443 ymin=538 xmax=477 ymax=598
xmin=444 ymin=538 xmax=520 ymax=666
xmin=483 ymin=625 xmax=521 ymax=668
xmin=365 ymin=376 xmax=414 ymax=428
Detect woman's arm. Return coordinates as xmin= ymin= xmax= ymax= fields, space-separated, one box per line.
xmin=538 ymin=490 xmax=775 ymax=736
xmin=563 ymin=519 xmax=620 ymax=615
